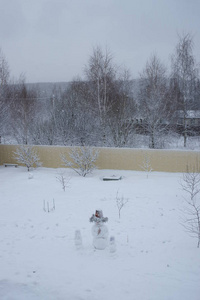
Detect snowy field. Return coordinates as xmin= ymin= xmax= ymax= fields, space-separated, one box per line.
xmin=0 ymin=166 xmax=199 ymax=300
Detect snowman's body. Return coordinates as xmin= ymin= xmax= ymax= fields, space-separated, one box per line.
xmin=90 ymin=210 xmax=108 ymax=250
xmin=92 ymin=222 xmax=108 ymax=250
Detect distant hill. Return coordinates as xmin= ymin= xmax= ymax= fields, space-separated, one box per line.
xmin=26 ymin=82 xmax=70 ymax=97
xmin=26 ymin=79 xmax=141 ymax=98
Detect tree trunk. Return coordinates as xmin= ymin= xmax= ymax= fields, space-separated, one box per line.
xmin=183 ymin=116 xmax=187 ymax=147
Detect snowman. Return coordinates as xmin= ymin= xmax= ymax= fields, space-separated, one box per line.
xmin=90 ymin=209 xmax=108 ymax=250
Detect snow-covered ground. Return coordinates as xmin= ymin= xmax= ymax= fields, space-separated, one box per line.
xmin=0 ymin=166 xmax=199 ymax=300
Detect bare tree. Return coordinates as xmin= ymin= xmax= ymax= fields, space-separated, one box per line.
xmin=0 ymin=48 xmax=9 ymax=86
xmin=31 ymin=118 xmax=57 ymax=145
xmin=61 ymin=146 xmax=99 ymax=177
xmin=54 ymin=46 xmax=136 ymax=148
xmin=138 ymin=55 xmax=170 ymax=148
xmin=57 ymin=82 xmax=98 ymax=146
xmin=181 ymin=170 xmax=200 ymax=248
xmin=116 ymin=191 xmax=128 ymax=219
xmin=56 ymin=171 xmax=70 ymax=191
xmin=0 ymin=48 xmax=10 ymax=141
xmin=107 ymin=69 xmax=137 ymax=147
xmin=13 ymin=145 xmax=42 ymax=171
xmin=171 ymin=33 xmax=199 ymax=147
xmin=10 ymin=76 xmax=38 ymax=144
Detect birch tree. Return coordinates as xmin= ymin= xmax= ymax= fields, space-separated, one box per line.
xmin=84 ymin=46 xmax=117 ymax=144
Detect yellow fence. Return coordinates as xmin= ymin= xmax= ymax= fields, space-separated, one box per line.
xmin=0 ymin=144 xmax=200 ymax=173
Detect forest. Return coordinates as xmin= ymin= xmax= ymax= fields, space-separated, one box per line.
xmin=0 ymin=33 xmax=200 ymax=149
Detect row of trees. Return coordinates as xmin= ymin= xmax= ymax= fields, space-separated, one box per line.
xmin=1 ymin=33 xmax=200 ymax=148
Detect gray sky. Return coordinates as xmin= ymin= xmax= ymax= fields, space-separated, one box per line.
xmin=0 ymin=0 xmax=200 ymax=83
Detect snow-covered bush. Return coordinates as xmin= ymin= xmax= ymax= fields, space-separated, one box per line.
xmin=180 ymin=170 xmax=200 ymax=248
xmin=61 ymin=146 xmax=99 ymax=177
xmin=13 ymin=145 xmax=42 ymax=171
xmin=140 ymin=151 xmax=153 ymax=178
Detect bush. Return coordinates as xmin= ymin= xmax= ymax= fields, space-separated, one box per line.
xmin=13 ymin=145 xmax=42 ymax=171
xmin=61 ymin=146 xmax=99 ymax=177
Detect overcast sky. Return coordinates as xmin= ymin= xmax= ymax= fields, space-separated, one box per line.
xmin=0 ymin=0 xmax=200 ymax=83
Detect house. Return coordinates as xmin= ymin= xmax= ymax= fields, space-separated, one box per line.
xmin=176 ymin=110 xmax=200 ymax=126
xmin=176 ymin=110 xmax=200 ymax=135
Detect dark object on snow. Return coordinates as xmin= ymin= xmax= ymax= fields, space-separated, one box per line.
xmin=103 ymin=175 xmax=122 ymax=181
xmin=4 ymin=163 xmax=18 ymax=168
xmin=90 ymin=209 xmax=108 ymax=223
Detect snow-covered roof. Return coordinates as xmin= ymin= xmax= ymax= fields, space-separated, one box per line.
xmin=177 ymin=110 xmax=200 ymax=118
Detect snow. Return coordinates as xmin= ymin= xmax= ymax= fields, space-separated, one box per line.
xmin=0 ymin=166 xmax=200 ymax=300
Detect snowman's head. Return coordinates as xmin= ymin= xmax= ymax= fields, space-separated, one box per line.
xmin=95 ymin=209 xmax=103 ymax=218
